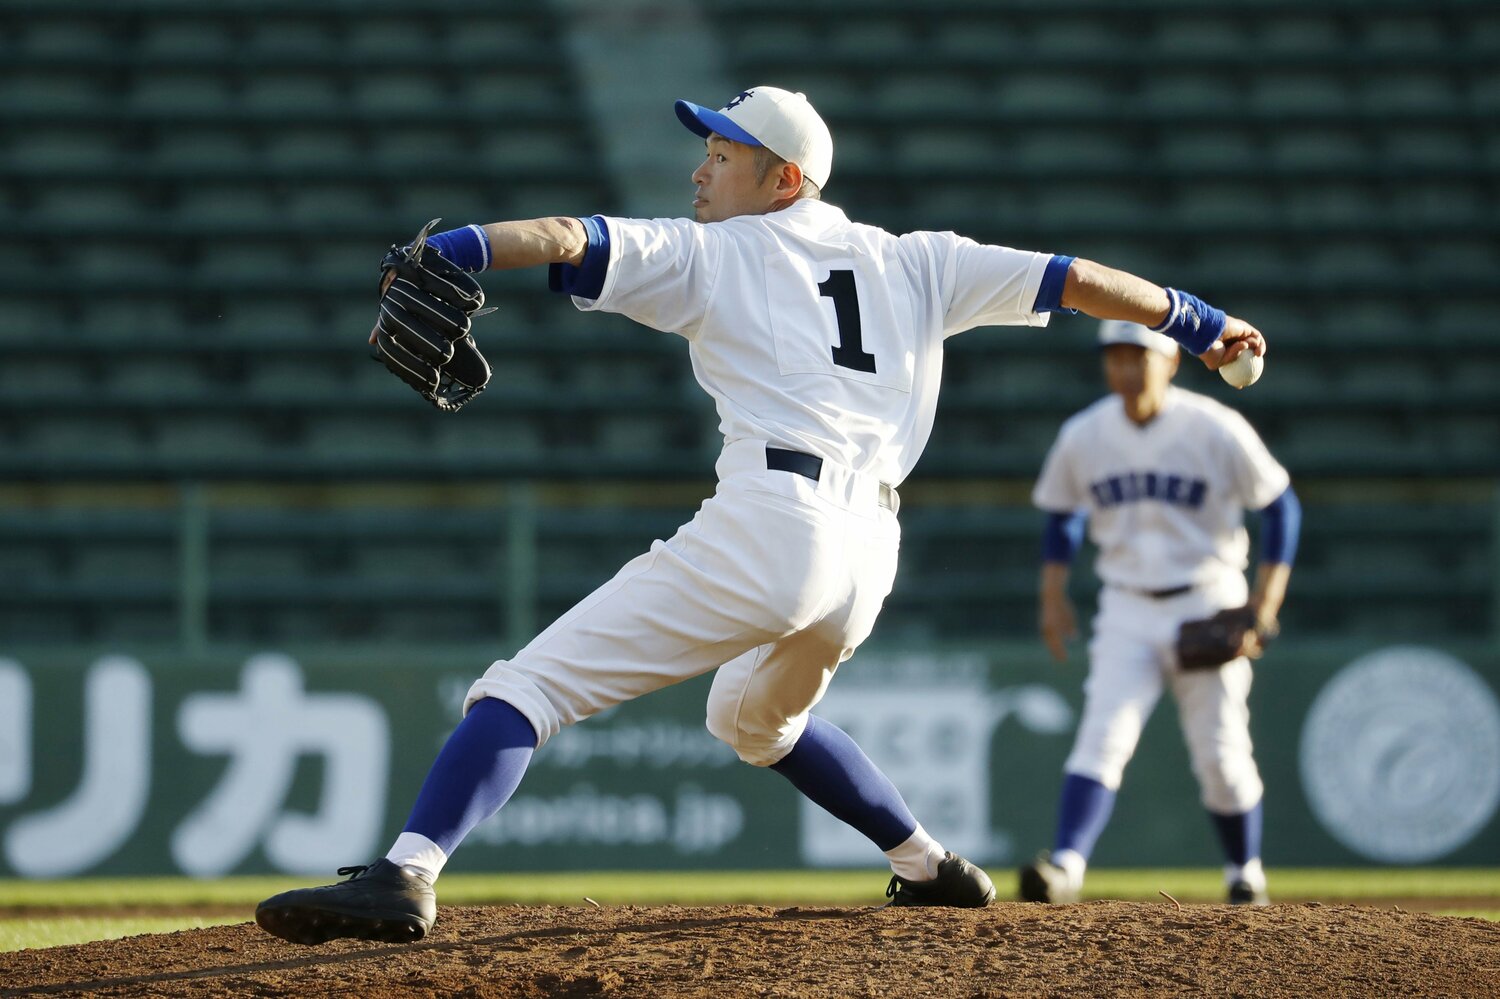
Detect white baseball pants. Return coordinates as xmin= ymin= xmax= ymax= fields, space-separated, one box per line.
xmin=1064 ymin=578 xmax=1265 ymax=815
xmin=465 ymin=439 xmax=901 ymax=766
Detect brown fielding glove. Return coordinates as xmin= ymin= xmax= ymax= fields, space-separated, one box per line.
xmin=1175 ymin=606 xmax=1267 ymax=670
xmin=373 ymin=218 xmax=495 ymax=413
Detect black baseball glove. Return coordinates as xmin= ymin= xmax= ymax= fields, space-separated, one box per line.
xmin=373 ymin=218 xmax=494 ymax=413
xmin=1176 ymin=606 xmax=1271 ymax=670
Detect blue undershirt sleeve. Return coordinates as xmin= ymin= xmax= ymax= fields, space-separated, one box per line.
xmin=1042 ymin=510 xmax=1087 ymax=564
xmin=1032 ymin=254 xmax=1077 ymax=314
xmin=547 ymin=215 xmax=610 ymax=300
xmin=1257 ymin=486 xmax=1301 ymax=566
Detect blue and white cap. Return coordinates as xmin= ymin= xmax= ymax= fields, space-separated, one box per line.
xmin=1098 ymin=319 xmax=1179 ymax=357
xmin=674 ymin=86 xmax=833 ymax=189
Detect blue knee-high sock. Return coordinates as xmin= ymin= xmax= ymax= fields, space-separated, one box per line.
xmin=1053 ymin=773 xmax=1117 ymax=860
xmin=1208 ymin=800 xmax=1263 ymax=866
xmin=402 ymin=697 xmax=537 ymax=856
xmin=770 ymin=715 xmax=918 ymax=851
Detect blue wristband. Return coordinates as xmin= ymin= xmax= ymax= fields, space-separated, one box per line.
xmin=1149 ymin=287 xmax=1225 ymax=356
xmin=424 ymin=224 xmax=491 ymax=272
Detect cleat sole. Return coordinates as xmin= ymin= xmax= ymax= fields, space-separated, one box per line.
xmin=256 ymin=903 xmax=430 ymax=946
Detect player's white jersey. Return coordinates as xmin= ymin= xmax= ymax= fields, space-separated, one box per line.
xmin=1032 ymin=386 xmax=1289 ymax=589
xmin=567 ymin=200 xmax=1052 ymax=486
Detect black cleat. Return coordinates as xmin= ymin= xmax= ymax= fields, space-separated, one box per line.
xmin=256 ymin=860 xmax=437 ymax=945
xmin=1227 ymin=879 xmax=1269 ymax=906
xmin=885 ymin=852 xmax=996 ymax=908
xmin=1018 ymin=851 xmax=1081 ymax=903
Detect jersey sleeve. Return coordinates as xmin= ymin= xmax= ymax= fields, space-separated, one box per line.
xmin=566 ymin=216 xmax=723 ymax=339
xmin=1222 ymin=409 xmax=1291 ymax=510
xmin=1032 ymin=421 xmax=1086 ymax=512
xmin=915 ymin=231 xmax=1054 ymax=336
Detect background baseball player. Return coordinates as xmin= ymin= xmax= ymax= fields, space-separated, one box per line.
xmin=254 ymin=86 xmax=1267 ymax=945
xmin=1020 ymin=320 xmax=1299 ymax=906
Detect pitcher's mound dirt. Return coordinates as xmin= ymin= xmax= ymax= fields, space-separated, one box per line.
xmin=3 ymin=901 xmax=1498 ymax=998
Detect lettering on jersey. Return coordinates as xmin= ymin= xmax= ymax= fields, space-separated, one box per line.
xmin=818 ymin=269 xmax=877 ymax=373
xmin=724 ymin=90 xmax=754 ymax=111
xmin=1089 ymin=471 xmax=1207 ymax=511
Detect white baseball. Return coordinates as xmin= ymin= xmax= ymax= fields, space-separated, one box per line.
xmin=1219 ymin=349 xmax=1263 ymax=389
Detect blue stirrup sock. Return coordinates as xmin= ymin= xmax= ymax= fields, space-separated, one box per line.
xmin=771 ymin=715 xmax=938 ymax=877
xmin=386 ymin=697 xmax=537 ymax=881
xmin=1053 ymin=772 xmax=1118 ymax=867
xmin=1208 ymin=799 xmax=1264 ymax=867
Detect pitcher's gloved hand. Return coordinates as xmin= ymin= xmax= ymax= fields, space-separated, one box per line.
xmin=373 ymin=218 xmax=494 ymax=413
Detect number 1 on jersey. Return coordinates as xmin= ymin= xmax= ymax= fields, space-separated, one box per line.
xmin=818 ymin=269 xmax=877 ymax=373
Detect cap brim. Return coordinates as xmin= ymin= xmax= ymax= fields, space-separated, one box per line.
xmin=674 ymin=100 xmax=763 ymax=148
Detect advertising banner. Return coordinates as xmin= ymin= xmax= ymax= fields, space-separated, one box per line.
xmin=1 ymin=641 xmax=1495 ymax=876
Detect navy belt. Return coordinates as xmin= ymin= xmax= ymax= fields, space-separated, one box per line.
xmin=1126 ymin=583 xmax=1194 ymax=600
xmin=765 ymin=448 xmax=897 ymax=512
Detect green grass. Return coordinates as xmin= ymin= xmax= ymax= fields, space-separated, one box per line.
xmin=0 ymin=915 xmax=246 ymax=953
xmin=2 ymin=868 xmax=1497 ymax=953
xmin=1074 ymin=867 xmax=1500 ymax=903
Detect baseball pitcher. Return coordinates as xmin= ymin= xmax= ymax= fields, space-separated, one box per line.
xmin=1019 ymin=321 xmax=1299 ymax=906
xmin=256 ymin=87 xmax=1268 ymax=945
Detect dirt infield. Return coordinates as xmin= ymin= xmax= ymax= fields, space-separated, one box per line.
xmin=3 ymin=901 xmax=1497 ymax=998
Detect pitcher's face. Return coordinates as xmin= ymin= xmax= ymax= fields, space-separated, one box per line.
xmin=690 ymin=135 xmax=780 ymax=223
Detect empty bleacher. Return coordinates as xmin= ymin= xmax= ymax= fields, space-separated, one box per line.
xmin=0 ymin=0 xmax=1495 ymax=647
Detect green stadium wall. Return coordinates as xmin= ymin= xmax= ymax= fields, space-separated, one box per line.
xmin=1 ymin=640 xmax=1497 ymax=878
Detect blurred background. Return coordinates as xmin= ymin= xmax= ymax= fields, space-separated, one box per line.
xmin=1 ymin=0 xmax=1497 ymax=879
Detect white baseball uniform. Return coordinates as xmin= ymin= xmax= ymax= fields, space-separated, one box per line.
xmin=1032 ymin=385 xmax=1289 ymax=813
xmin=466 ymin=200 xmax=1053 ymax=764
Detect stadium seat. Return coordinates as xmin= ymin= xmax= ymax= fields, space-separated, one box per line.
xmin=304 ymin=416 xmax=430 ymax=458
xmin=1362 ymin=73 xmax=1460 ymax=113
xmin=1137 ymin=75 xmax=1240 ymax=114
xmin=346 ymin=20 xmax=435 ymax=59
xmin=351 ymin=74 xmax=449 ymax=114
xmin=174 ymin=186 xmax=281 ymax=225
xmin=197 ymin=246 xmax=297 ymax=282
xmin=70 ymin=542 xmax=176 ymax=583
xmin=246 ymin=357 xmax=350 ymax=396
xmin=150 ymin=129 xmax=258 ymax=170
xmin=241 ymin=74 xmax=345 ymax=114
xmin=1360 ymin=14 xmax=1449 ymax=53
xmin=221 ymin=301 xmax=324 ymax=339
xmin=0 ymin=70 xmax=106 ymax=111
xmin=1268 ymin=130 xmax=1368 ymax=169
xmin=18 ymin=18 xmax=117 ymax=57
xmin=211 ymin=545 xmax=312 ymax=583
xmin=242 ymin=20 xmax=339 ymax=57
xmin=1154 ymin=18 xmax=1249 ymax=57
xmin=1251 ymin=75 xmax=1352 ymax=115
xmin=137 ymin=20 xmax=234 ymax=58
xmin=1258 ymin=15 xmax=1347 ymax=54
xmin=152 ymin=419 xmax=271 ymax=461
xmin=283 ymin=186 xmax=384 ymax=225
xmin=11 ymin=131 xmax=124 ymax=169
xmin=442 ymin=16 xmax=555 ymax=60
xmin=132 ymin=73 xmax=233 ymax=112
xmin=263 ymin=130 xmax=362 ymax=168
xmin=106 ymin=356 xmax=219 ymax=396
xmin=30 ymin=188 xmax=150 ymax=225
